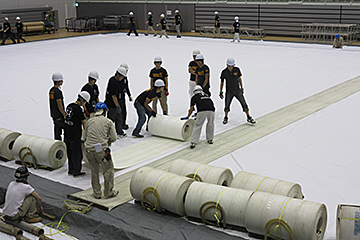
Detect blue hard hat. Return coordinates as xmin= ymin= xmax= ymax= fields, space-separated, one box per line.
xmin=94 ymin=102 xmax=108 ymax=111
xmin=335 ymin=34 xmax=340 ymax=39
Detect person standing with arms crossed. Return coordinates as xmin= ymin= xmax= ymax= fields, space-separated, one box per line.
xmin=219 ymin=57 xmax=256 ymax=125
xmin=49 ymin=72 xmax=66 ymax=140
xmin=195 ymin=54 xmax=211 ymax=96
xmin=104 ymin=67 xmax=127 ymax=138
xmin=145 ymin=12 xmax=157 ymax=37
xmin=83 ymin=102 xmax=118 ymax=199
xmin=149 ymin=56 xmax=169 ymax=115
xmin=81 ymin=71 xmax=100 ymax=118
xmin=174 ymin=10 xmax=183 ymax=38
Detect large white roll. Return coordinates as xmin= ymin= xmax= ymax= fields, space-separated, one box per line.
xmin=336 ymin=204 xmax=360 ymax=240
xmin=168 ymin=159 xmax=233 ymax=186
xmin=148 ymin=115 xmax=195 ymax=141
xmin=0 ymin=128 xmax=21 ymax=160
xmin=230 ymin=171 xmax=303 ymax=199
xmin=130 ymin=167 xmax=194 ymax=216
xmin=184 ymin=182 xmax=254 ymax=227
xmin=12 ymin=134 xmax=67 ymax=169
xmin=245 ymin=191 xmax=327 ymax=240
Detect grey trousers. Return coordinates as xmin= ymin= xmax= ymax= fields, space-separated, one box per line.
xmin=176 ymin=25 xmax=181 ymax=36
xmin=232 ymin=33 xmax=240 ymax=42
xmin=152 ymin=90 xmax=168 ymax=114
xmin=191 ymin=111 xmax=215 ymax=144
xmin=85 ymin=150 xmax=115 ymax=198
xmin=146 ymin=26 xmax=157 ymax=35
xmin=160 ymin=30 xmax=169 ymax=38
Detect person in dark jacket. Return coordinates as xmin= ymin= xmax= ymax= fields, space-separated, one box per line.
xmin=13 ymin=16 xmax=26 ymax=43
xmin=127 ymin=12 xmax=138 ymax=36
xmin=1 ymin=17 xmax=16 ymax=45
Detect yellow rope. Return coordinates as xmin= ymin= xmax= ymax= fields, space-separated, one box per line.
xmin=255 ymin=177 xmax=267 ymax=191
xmin=265 ymin=198 xmax=295 ymax=240
xmin=141 ymin=173 xmax=172 ymax=212
xmin=40 ymin=210 xmax=79 ymax=240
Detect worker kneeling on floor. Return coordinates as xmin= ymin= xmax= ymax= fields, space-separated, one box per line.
xmin=3 ymin=167 xmax=44 ymax=223
xmin=83 ymin=102 xmax=119 ymax=199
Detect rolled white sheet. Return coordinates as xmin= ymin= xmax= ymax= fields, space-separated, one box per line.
xmin=230 ymin=171 xmax=303 ymax=199
xmin=245 ymin=191 xmax=327 ymax=240
xmin=12 ymin=134 xmax=67 ymax=169
xmin=336 ymin=204 xmax=360 ymax=240
xmin=148 ymin=115 xmax=195 ymax=141
xmin=168 ymin=159 xmax=233 ymax=186
xmin=184 ymin=181 xmax=254 ymax=227
xmin=0 ymin=128 xmax=21 ymax=160
xmin=130 ymin=167 xmax=194 ymax=216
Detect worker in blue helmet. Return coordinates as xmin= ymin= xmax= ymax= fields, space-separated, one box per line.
xmin=83 ymin=102 xmax=118 ymax=199
xmin=333 ymin=34 xmax=344 ymax=49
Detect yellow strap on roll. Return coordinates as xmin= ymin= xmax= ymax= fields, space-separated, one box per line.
xmin=341 ymin=217 xmax=360 ymax=221
xmin=214 ymin=187 xmax=228 ymax=226
xmin=193 ymin=164 xmax=204 ymax=181
xmin=265 ymin=198 xmax=295 ymax=240
xmin=141 ymin=173 xmax=172 ymax=212
xmin=255 ymin=177 xmax=267 ymax=191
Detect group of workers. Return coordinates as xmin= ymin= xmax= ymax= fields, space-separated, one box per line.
xmin=0 ymin=17 xmax=26 ymax=45
xmin=128 ymin=10 xmax=183 ymax=38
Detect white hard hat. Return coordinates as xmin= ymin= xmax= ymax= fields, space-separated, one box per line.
xmin=88 ymin=71 xmax=99 ymax=81
xmin=117 ymin=67 xmax=127 ymax=77
xmin=148 ymin=12 xmax=152 ymax=15
xmin=78 ymin=91 xmax=91 ymax=103
xmin=160 ymin=14 xmax=165 ymax=18
xmin=129 ymin=12 xmax=133 ymax=15
xmin=154 ymin=80 xmax=165 ymax=87
xmin=195 ymin=54 xmax=204 ymax=61
xmin=120 ymin=63 xmax=129 ymax=71
xmin=16 ymin=17 xmax=20 ymax=20
xmin=5 ymin=17 xmax=9 ymax=21
xmin=214 ymin=11 xmax=219 ymax=15
xmin=234 ymin=16 xmax=239 ymax=21
xmin=193 ymin=85 xmax=203 ymax=94
xmin=192 ymin=49 xmax=201 ymax=56
xmin=226 ymin=57 xmax=235 ymax=66
xmin=154 ymin=56 xmax=162 ymax=63
xmin=175 ymin=10 xmax=179 ymax=13
xmin=52 ymin=72 xmax=64 ymax=82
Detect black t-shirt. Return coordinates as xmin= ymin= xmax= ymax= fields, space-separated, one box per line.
xmin=160 ymin=19 xmax=167 ymax=30
xmin=190 ymin=92 xmax=215 ymax=112
xmin=149 ymin=67 xmax=168 ymax=87
xmin=233 ymin=21 xmax=240 ymax=33
xmin=64 ymin=103 xmax=85 ymax=140
xmin=104 ymin=77 xmax=121 ymax=108
xmin=220 ymin=67 xmax=242 ymax=93
xmin=188 ymin=60 xmax=197 ymax=81
xmin=49 ymin=86 xmax=64 ymax=120
xmin=148 ymin=16 xmax=154 ymax=26
xmin=215 ymin=16 xmax=220 ymax=28
xmin=119 ymin=77 xmax=131 ymax=100
xmin=136 ymin=89 xmax=161 ymax=106
xmin=3 ymin=22 xmax=11 ymax=33
xmin=195 ymin=64 xmax=210 ymax=88
xmin=15 ymin=22 xmax=23 ymax=33
xmin=175 ymin=15 xmax=182 ymax=25
xmin=81 ymin=83 xmax=99 ymax=113
xmin=129 ymin=16 xmax=135 ymax=26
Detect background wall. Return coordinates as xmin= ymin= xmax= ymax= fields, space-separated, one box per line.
xmin=0 ymin=0 xmax=76 ymax=28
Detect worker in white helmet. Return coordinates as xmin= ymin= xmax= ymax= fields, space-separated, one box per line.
xmin=145 ymin=11 xmax=157 ymax=36
xmin=213 ymin=11 xmax=220 ymax=37
xmin=195 ymin=54 xmax=211 ymax=96
xmin=104 ymin=67 xmax=127 ymax=138
xmin=231 ymin=16 xmax=241 ymax=43
xmin=181 ymin=85 xmax=215 ymax=149
xmin=188 ymin=49 xmax=201 ymax=97
xmin=81 ymin=71 xmax=100 ymax=118
xmin=49 ymin=72 xmax=66 ymax=140
xmin=219 ymin=57 xmax=256 ymax=125
xmin=13 ymin=16 xmax=26 ymax=43
xmin=127 ymin=11 xmax=138 ymax=36
xmin=1 ymin=17 xmax=16 ymax=45
xmin=132 ymin=80 xmax=166 ymax=138
xmin=64 ymin=91 xmax=90 ymax=177
xmin=174 ymin=10 xmax=183 ymax=38
xmin=156 ymin=14 xmax=169 ymax=38
xmin=149 ymin=56 xmax=169 ymax=115
xmin=118 ymin=63 xmax=133 ymax=130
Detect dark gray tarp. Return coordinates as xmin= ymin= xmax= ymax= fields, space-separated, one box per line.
xmin=0 ymin=165 xmax=245 ymax=240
